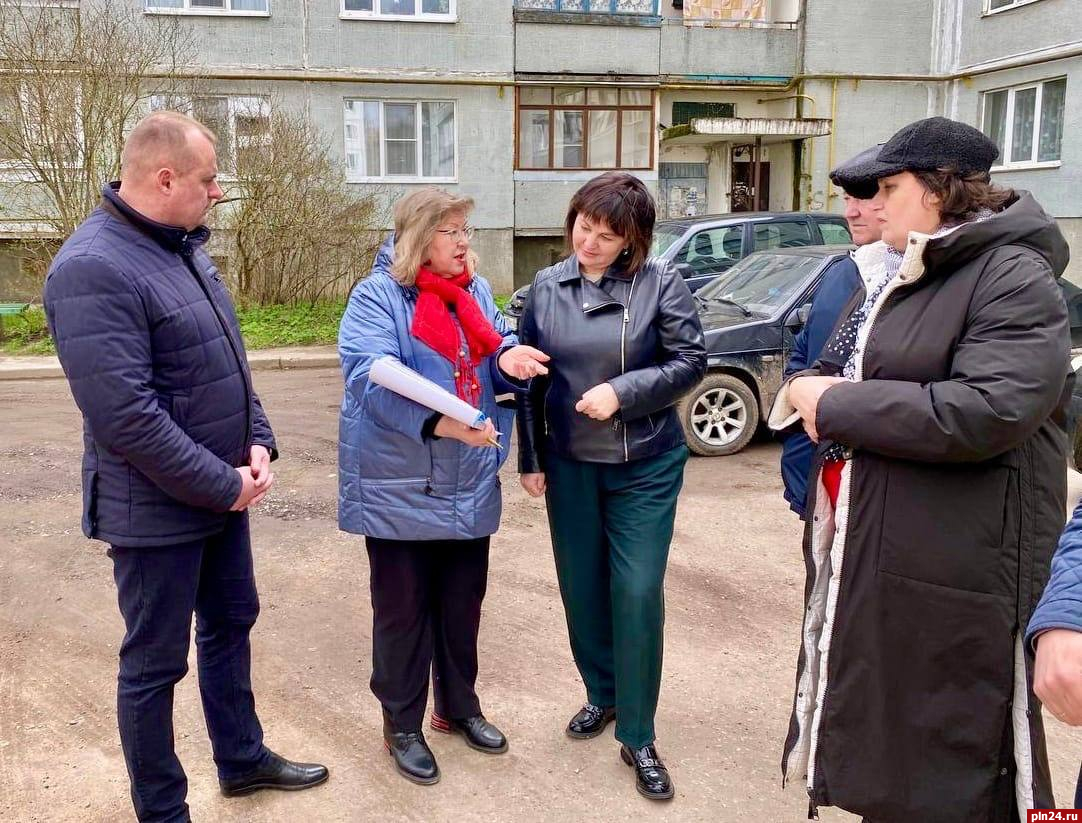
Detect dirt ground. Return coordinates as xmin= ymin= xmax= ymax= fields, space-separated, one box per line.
xmin=1 ymin=368 xmax=1080 ymax=823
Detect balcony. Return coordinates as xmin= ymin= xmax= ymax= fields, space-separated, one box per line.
xmin=514 ymin=0 xmax=661 ymax=26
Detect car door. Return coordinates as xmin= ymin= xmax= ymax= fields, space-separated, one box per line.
xmin=673 ymin=224 xmax=744 ymax=291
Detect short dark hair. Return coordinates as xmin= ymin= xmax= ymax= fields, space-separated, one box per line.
xmin=913 ymin=168 xmax=1015 ymax=226
xmin=564 ymin=172 xmax=655 ymax=274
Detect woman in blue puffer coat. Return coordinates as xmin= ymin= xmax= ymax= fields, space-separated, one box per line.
xmin=337 ymin=188 xmax=549 ymax=786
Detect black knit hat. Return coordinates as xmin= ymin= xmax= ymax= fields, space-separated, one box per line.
xmin=851 ymin=117 xmax=1000 ymax=185
xmin=829 ymin=145 xmax=883 ymax=200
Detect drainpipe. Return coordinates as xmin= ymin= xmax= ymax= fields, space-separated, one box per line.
xmin=826 ymin=78 xmax=838 ymax=211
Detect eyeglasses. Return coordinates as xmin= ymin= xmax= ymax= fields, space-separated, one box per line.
xmin=435 ymin=225 xmax=475 ymax=242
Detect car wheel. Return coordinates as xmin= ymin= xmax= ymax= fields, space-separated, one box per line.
xmin=678 ymin=373 xmax=759 ymax=457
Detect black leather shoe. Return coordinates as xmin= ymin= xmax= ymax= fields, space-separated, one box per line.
xmin=431 ymin=713 xmax=508 ymax=754
xmin=384 ymin=729 xmax=440 ymax=785
xmin=620 ymin=743 xmax=674 ymax=800
xmin=219 ymin=751 xmax=329 ymax=797
xmin=566 ymin=703 xmax=616 ymax=739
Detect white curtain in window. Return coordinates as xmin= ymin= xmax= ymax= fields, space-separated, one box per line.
xmin=620 ymin=110 xmax=650 ymax=167
xmin=231 ymin=0 xmax=269 ymax=10
xmin=518 ymin=110 xmax=550 ymax=168
xmin=422 ymin=102 xmax=455 ymax=178
xmin=384 ymin=103 xmax=417 ymax=175
xmin=587 ymin=110 xmax=617 ymax=169
xmin=1038 ymin=79 xmax=1066 ymax=162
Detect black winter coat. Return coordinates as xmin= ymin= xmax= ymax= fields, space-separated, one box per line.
xmin=44 ymin=184 xmax=276 ymax=547
xmin=516 ymin=255 xmax=706 ymax=470
xmin=769 ymin=192 xmax=1071 ymax=822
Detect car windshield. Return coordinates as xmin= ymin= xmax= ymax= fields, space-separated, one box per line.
xmin=697 ymin=252 xmax=823 ymax=316
xmin=650 ymin=226 xmax=686 ymax=256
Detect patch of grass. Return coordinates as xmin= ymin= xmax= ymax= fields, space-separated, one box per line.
xmin=0 ymin=307 xmax=55 ymax=355
xmin=236 ymin=300 xmax=347 ymax=349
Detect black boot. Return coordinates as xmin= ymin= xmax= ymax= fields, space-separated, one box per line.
xmin=566 ymin=703 xmax=616 ymax=739
xmin=219 ymin=751 xmax=329 ymax=797
xmin=431 ymin=713 xmax=508 ymax=754
xmin=384 ymin=716 xmax=439 ymax=785
xmin=620 ymin=743 xmax=674 ymax=801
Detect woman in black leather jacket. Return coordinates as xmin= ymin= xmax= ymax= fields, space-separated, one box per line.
xmin=516 ymin=172 xmax=706 ymax=801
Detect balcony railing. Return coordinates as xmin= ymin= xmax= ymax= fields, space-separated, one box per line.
xmin=515 ymin=0 xmax=660 ymax=15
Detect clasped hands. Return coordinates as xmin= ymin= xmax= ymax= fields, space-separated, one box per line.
xmin=788 ymin=375 xmax=847 ymax=443
xmin=231 ymin=444 xmax=275 ymax=511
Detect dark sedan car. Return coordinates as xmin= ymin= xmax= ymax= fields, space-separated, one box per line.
xmin=682 ymin=251 xmax=1082 ymax=458
xmin=677 ymin=246 xmax=850 ymax=456
xmin=502 ymin=211 xmax=853 ymax=330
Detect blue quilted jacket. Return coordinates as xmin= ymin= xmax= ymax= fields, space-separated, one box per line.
xmin=1027 ymin=499 xmax=1082 ymax=647
xmin=44 ymin=184 xmax=275 ymax=547
xmin=337 ymin=238 xmax=521 ymax=541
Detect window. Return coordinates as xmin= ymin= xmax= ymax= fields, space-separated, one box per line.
xmin=674 ymin=226 xmax=743 ymax=276
xmin=341 ymin=0 xmax=455 ymax=20
xmin=752 ymin=220 xmax=812 ymax=252
xmin=671 ymin=102 xmax=735 ymax=127
xmin=144 ymin=0 xmax=269 ymax=14
xmin=344 ymin=100 xmax=456 ymax=182
xmin=150 ymin=95 xmax=271 ymax=176
xmin=816 ymin=219 xmax=852 ymax=245
xmin=515 ymin=1 xmax=658 ymax=14
xmin=517 ymin=86 xmax=654 ymax=170
xmin=981 ymin=77 xmax=1065 ymax=167
xmin=0 ymin=82 xmax=81 ymax=168
xmin=985 ymin=0 xmax=1045 ymax=13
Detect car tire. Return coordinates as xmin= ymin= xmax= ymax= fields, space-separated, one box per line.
xmin=678 ymin=373 xmax=759 ymax=457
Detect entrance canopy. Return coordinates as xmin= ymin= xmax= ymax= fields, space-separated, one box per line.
xmin=661 ymin=116 xmax=832 ymax=146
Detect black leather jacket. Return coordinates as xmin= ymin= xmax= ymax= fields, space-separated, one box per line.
xmin=516 ymin=255 xmax=706 ymax=471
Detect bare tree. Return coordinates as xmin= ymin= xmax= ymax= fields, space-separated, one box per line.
xmin=0 ymin=1 xmax=197 ymax=238
xmin=221 ymin=105 xmax=389 ymax=306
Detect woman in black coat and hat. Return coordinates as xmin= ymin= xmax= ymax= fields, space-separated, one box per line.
xmin=770 ymin=117 xmax=1072 ymax=823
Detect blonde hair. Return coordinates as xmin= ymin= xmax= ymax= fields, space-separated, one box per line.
xmin=391 ymin=187 xmax=477 ymax=286
xmin=121 ymin=110 xmax=218 ymax=179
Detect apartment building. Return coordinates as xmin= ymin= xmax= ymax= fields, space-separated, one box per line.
xmin=0 ymin=0 xmax=1077 ymax=294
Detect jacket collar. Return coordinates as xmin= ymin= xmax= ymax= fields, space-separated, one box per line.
xmin=101 ymin=182 xmax=211 ymax=256
xmin=555 ymin=254 xmax=636 ymax=284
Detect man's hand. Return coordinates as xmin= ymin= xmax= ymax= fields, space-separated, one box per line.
xmin=231 ymin=467 xmax=259 ymax=511
xmin=498 ymin=345 xmax=551 ymax=380
xmin=575 ymin=383 xmax=620 ymax=421
xmin=789 ymin=376 xmax=847 ymax=443
xmin=1035 ymin=629 xmax=1082 ymax=725
xmin=434 ymin=416 xmax=499 ymax=449
xmin=520 ymin=473 xmax=547 ymax=497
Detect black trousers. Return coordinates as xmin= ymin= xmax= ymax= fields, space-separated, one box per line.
xmin=109 ymin=512 xmax=269 ymax=823
xmin=365 ymin=535 xmax=490 ymax=732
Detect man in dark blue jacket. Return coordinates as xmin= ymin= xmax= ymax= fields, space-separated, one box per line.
xmin=1028 ymin=501 xmax=1082 ymax=808
xmin=44 ymin=111 xmax=327 ymax=823
xmin=779 ymin=146 xmax=882 ymax=518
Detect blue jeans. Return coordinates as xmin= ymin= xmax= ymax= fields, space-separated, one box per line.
xmin=109 ymin=512 xmax=270 ymax=823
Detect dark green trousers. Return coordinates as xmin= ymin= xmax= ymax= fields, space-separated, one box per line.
xmin=545 ymin=444 xmax=688 ymax=749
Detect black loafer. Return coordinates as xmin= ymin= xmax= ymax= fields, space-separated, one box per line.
xmin=219 ymin=751 xmax=329 ymax=797
xmin=431 ymin=713 xmax=508 ymax=754
xmin=620 ymin=743 xmax=674 ymax=801
xmin=566 ymin=703 xmax=616 ymax=739
xmin=384 ymin=730 xmax=440 ymax=785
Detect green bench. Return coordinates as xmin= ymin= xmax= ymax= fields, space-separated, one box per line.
xmin=0 ymin=303 xmax=30 ymax=316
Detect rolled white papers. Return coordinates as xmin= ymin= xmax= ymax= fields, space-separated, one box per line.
xmin=370 ymin=356 xmax=488 ymax=429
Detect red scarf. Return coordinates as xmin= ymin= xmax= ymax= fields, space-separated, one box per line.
xmin=411 ymin=267 xmax=503 ymax=405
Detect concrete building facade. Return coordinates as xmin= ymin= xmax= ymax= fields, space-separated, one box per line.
xmin=0 ymin=0 xmax=1078 ymax=295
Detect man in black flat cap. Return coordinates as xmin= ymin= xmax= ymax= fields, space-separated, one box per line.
xmin=779 ymin=145 xmax=884 ymax=519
